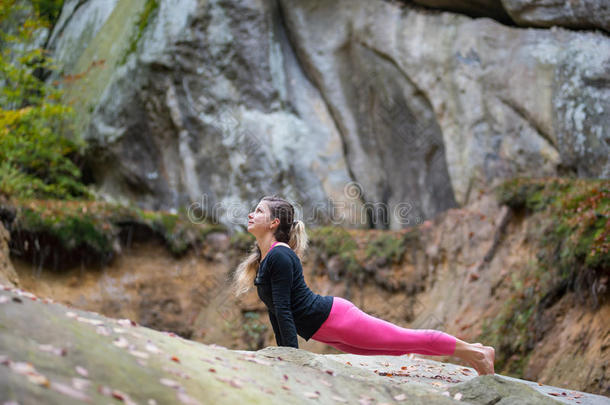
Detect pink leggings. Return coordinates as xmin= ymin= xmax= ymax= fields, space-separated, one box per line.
xmin=311 ymin=297 xmax=456 ymax=356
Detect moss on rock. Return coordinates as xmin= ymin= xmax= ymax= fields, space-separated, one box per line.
xmin=4 ymin=198 xmax=226 ymax=269
xmin=483 ymin=177 xmax=609 ymax=377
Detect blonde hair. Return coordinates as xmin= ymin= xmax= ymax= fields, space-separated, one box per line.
xmin=232 ymin=196 xmax=308 ymax=297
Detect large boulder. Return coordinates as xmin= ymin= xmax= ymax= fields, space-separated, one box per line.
xmin=47 ymin=0 xmax=360 ymax=229
xmin=410 ymin=0 xmax=610 ymax=32
xmin=3 ymin=285 xmax=605 ymax=404
xmin=411 ymin=0 xmax=512 ymax=23
xmin=47 ymin=0 xmax=609 ymax=229
xmin=279 ymin=0 xmax=609 ymax=210
xmin=502 ymin=0 xmax=610 ymax=33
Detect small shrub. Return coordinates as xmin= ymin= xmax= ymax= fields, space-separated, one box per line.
xmin=364 ymin=232 xmax=407 ymax=264
xmin=309 ymin=226 xmax=363 ymax=277
xmin=0 ymin=1 xmax=89 ymax=200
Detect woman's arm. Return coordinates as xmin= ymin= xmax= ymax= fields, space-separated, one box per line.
xmin=269 ymin=252 xmax=298 ymax=348
xmin=267 ymin=310 xmax=282 ymax=346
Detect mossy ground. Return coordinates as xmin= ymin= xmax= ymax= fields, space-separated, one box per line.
xmin=481 ymin=176 xmax=609 ymax=376
xmin=3 ymin=198 xmax=226 ymax=270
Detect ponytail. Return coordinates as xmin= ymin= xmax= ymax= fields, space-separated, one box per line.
xmin=288 ymin=219 xmax=308 ymax=259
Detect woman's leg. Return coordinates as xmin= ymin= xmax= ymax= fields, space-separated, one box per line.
xmin=313 ymin=337 xmax=408 ymax=356
xmin=312 ymin=297 xmax=495 ymax=375
xmin=313 ymin=297 xmax=456 ymax=356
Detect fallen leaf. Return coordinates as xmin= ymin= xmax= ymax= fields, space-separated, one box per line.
xmin=38 ymin=344 xmax=66 ymax=356
xmin=113 ymin=337 xmax=129 ymax=348
xmin=215 ymin=376 xmax=243 ymax=388
xmin=72 ymin=377 xmax=91 ymax=390
xmin=51 ymin=382 xmax=91 ymax=401
xmin=304 ymin=392 xmax=319 ymax=399
xmin=176 ymin=391 xmax=203 ymax=405
xmin=246 ymin=357 xmax=271 ymax=366
xmin=145 ymin=343 xmax=161 ymax=354
xmin=129 ymin=350 xmax=150 ymax=359
xmin=10 ymin=362 xmax=35 ymax=375
xmin=160 ymin=378 xmax=181 ymax=389
xmin=27 ymin=373 xmax=50 ymax=387
xmin=12 ymin=297 xmax=22 ymax=303
xmin=171 ymin=356 xmax=180 ymax=363
xmin=76 ymin=316 xmax=104 ymax=326
xmin=96 ymin=326 xmax=111 ymax=336
xmin=111 ymin=389 xmax=137 ymax=405
xmin=117 ymin=319 xmax=136 ymax=327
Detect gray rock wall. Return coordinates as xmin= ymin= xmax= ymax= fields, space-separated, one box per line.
xmin=412 ymin=0 xmax=610 ymax=32
xmin=280 ymin=0 xmax=609 ymax=207
xmin=47 ymin=0 xmax=609 ymax=229
xmin=49 ymin=0 xmax=361 ymax=229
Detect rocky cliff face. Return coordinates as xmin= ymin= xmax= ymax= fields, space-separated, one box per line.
xmin=47 ymin=0 xmax=609 ymax=229
xmin=412 ymin=0 xmax=610 ymax=32
xmin=48 ymin=0 xmax=359 ymax=229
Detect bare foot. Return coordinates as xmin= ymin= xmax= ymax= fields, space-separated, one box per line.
xmin=453 ymin=340 xmax=495 ymax=376
xmin=469 ymin=344 xmax=495 ymax=375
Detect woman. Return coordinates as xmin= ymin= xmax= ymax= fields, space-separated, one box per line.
xmin=232 ymin=195 xmax=495 ymax=375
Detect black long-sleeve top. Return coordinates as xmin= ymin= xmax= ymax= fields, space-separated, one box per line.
xmin=254 ymin=246 xmax=333 ymax=348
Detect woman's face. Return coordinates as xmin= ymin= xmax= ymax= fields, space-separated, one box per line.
xmin=247 ymin=201 xmax=276 ymax=236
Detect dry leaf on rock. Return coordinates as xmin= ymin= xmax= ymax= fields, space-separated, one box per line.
xmin=160 ymin=378 xmax=182 ymax=389
xmin=51 ymin=382 xmax=91 ymax=401
xmin=177 ymin=391 xmax=203 ymax=405
xmin=71 ymin=377 xmax=91 ymax=390
xmin=113 ymin=337 xmax=129 ymax=348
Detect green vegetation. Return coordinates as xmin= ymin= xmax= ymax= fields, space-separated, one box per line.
xmin=242 ymin=311 xmax=268 ymax=351
xmin=9 ymin=199 xmax=226 ymax=268
xmin=30 ymin=0 xmax=64 ymax=27
xmin=119 ymin=0 xmax=159 ymax=65
xmin=496 ymin=177 xmax=609 ymax=274
xmin=364 ymin=230 xmax=418 ymax=264
xmin=479 ymin=272 xmax=539 ymax=375
xmin=309 ymin=226 xmax=362 ymax=276
xmin=0 ymin=0 xmax=89 ymax=200
xmin=483 ymin=177 xmax=609 ymax=376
